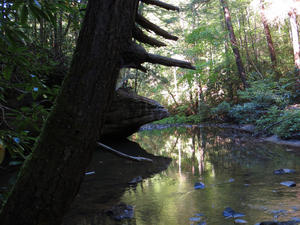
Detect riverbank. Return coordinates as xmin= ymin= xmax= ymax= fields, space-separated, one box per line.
xmin=140 ymin=123 xmax=300 ymax=148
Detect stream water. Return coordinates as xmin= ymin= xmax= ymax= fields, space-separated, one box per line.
xmin=1 ymin=126 xmax=300 ymax=225
xmin=120 ymin=126 xmax=300 ymax=225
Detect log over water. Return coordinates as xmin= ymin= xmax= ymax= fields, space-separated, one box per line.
xmin=102 ymin=88 xmax=169 ymax=139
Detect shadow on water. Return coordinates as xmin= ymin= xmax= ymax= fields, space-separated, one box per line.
xmin=62 ymin=138 xmax=171 ymax=225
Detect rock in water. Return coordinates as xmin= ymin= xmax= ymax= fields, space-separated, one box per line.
xmin=280 ymin=181 xmax=296 ymax=187
xmin=194 ymin=182 xmax=205 ymax=189
xmin=260 ymin=221 xmax=299 ymax=225
xmin=223 ymin=207 xmax=245 ymax=218
xmin=274 ymin=169 xmax=295 ymax=175
xmin=102 ymin=88 xmax=169 ymax=139
xmin=106 ymin=203 xmax=134 ymax=221
xmin=128 ymin=176 xmax=143 ymax=184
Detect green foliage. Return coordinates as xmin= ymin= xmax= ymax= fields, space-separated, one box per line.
xmin=211 ymin=101 xmax=231 ymax=115
xmin=237 ymin=79 xmax=292 ymax=108
xmin=223 ymin=79 xmax=299 ymax=139
xmin=255 ymin=106 xmax=281 ymax=132
xmin=228 ymin=79 xmax=293 ymax=124
xmin=273 ymin=110 xmax=300 ymax=139
xmin=211 ymin=101 xmax=232 ymax=121
xmin=229 ymin=102 xmax=264 ymax=124
xmin=154 ymin=114 xmax=204 ymax=124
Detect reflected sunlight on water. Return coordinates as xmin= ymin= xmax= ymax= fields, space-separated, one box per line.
xmin=121 ymin=126 xmax=300 ymax=225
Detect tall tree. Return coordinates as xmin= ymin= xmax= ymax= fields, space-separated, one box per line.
xmin=0 ymin=1 xmax=193 ymax=225
xmin=220 ymin=0 xmax=248 ymax=88
xmin=288 ymin=7 xmax=300 ymax=78
xmin=259 ymin=0 xmax=278 ymax=77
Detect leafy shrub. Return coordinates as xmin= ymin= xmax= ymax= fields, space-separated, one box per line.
xmin=256 ymin=106 xmax=281 ymax=133
xmin=273 ymin=110 xmax=300 ymax=139
xmin=229 ymin=102 xmax=265 ymax=124
xmin=238 ymin=79 xmax=291 ymax=108
xmin=211 ymin=101 xmax=231 ymax=121
xmin=228 ymin=79 xmax=294 ymax=124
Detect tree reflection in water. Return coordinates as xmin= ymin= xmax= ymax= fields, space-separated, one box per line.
xmin=124 ymin=126 xmax=300 ymax=225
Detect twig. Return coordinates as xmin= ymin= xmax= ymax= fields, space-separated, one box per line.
xmin=97 ymin=142 xmax=153 ymax=162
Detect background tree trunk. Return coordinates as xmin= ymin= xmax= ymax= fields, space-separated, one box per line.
xmin=220 ymin=0 xmax=248 ymax=88
xmin=259 ymin=0 xmax=279 ymax=79
xmin=288 ymin=8 xmax=300 ymax=78
xmin=0 ymin=1 xmax=138 ymax=225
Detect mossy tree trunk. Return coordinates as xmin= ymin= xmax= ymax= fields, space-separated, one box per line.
xmin=0 ymin=1 xmax=138 ymax=225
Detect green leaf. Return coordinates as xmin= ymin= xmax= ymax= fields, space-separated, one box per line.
xmin=2 ymin=66 xmax=13 ymax=80
xmin=20 ymin=4 xmax=29 ymax=25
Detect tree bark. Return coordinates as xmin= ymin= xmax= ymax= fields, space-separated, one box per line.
xmin=288 ymin=8 xmax=300 ymax=79
xmin=220 ymin=0 xmax=248 ymax=88
xmin=0 ymin=1 xmax=138 ymax=225
xmin=0 ymin=0 xmax=194 ymax=224
xmin=259 ymin=0 xmax=279 ymax=79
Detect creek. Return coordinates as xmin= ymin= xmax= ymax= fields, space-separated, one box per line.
xmin=1 ymin=126 xmax=300 ymax=225
xmin=121 ymin=126 xmax=300 ymax=225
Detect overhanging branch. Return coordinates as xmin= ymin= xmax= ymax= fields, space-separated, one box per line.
xmin=121 ymin=42 xmax=195 ymax=70
xmin=136 ymin=14 xmax=178 ymax=41
xmin=147 ymin=53 xmax=196 ymax=69
xmin=133 ymin=26 xmax=167 ymax=47
xmin=141 ymin=0 xmax=179 ymax=11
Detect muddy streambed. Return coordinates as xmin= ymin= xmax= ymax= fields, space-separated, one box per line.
xmin=1 ymin=126 xmax=300 ymax=225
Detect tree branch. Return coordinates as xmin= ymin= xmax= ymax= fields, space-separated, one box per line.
xmin=97 ymin=142 xmax=153 ymax=162
xmin=133 ymin=26 xmax=167 ymax=47
xmin=141 ymin=0 xmax=179 ymax=11
xmin=122 ymin=42 xmax=195 ymax=70
xmin=136 ymin=14 xmax=178 ymax=41
xmin=123 ymin=62 xmax=148 ymax=72
xmin=147 ymin=53 xmax=196 ymax=69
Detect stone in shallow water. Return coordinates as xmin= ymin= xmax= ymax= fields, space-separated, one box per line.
xmin=223 ymin=207 xmax=245 ymax=218
xmin=194 ymin=182 xmax=205 ymax=189
xmin=280 ymin=181 xmax=296 ymax=187
xmin=190 ymin=217 xmax=201 ymax=222
xmin=274 ymin=169 xmax=296 ymax=175
xmin=128 ymin=176 xmax=143 ymax=184
xmin=259 ymin=221 xmax=299 ymax=225
xmin=106 ymin=203 xmax=134 ymax=221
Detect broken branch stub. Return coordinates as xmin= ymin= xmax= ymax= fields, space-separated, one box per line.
xmin=147 ymin=53 xmax=196 ymax=69
xmin=133 ymin=26 xmax=167 ymax=47
xmin=141 ymin=0 xmax=180 ymax=11
xmin=121 ymin=0 xmax=195 ymax=71
xmin=136 ymin=14 xmax=178 ymax=41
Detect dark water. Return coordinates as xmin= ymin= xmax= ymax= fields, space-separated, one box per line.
xmin=120 ymin=126 xmax=300 ymax=225
xmin=1 ymin=126 xmax=300 ymax=225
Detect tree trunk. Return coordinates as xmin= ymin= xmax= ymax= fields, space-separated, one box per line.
xmin=220 ymin=0 xmax=248 ymax=88
xmin=259 ymin=0 xmax=279 ymax=79
xmin=288 ymin=8 xmax=300 ymax=79
xmin=0 ymin=1 xmax=138 ymax=225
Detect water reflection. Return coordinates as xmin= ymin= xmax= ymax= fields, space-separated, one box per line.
xmin=123 ymin=126 xmax=300 ymax=225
